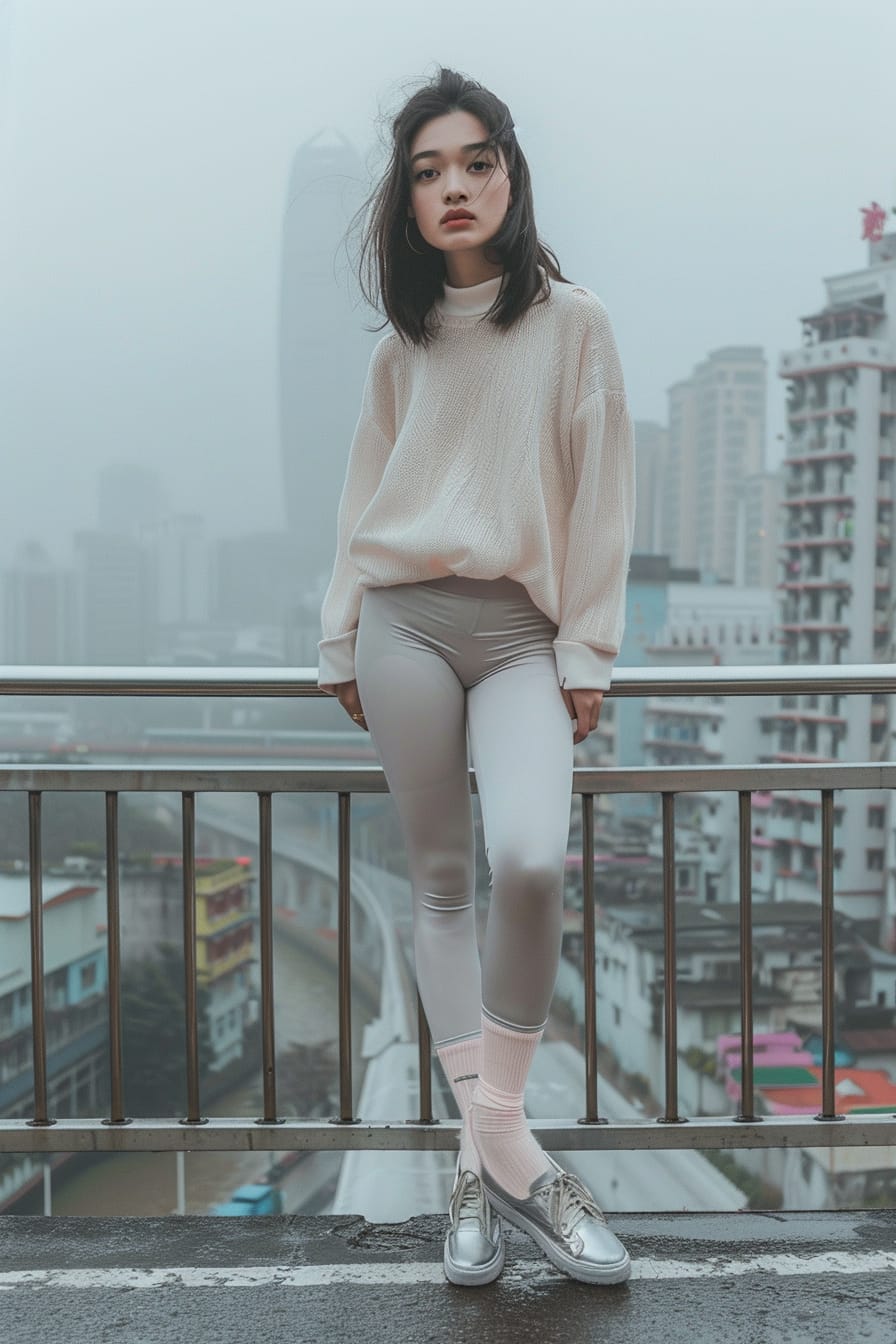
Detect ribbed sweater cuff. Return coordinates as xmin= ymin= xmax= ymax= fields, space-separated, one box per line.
xmin=317 ymin=630 xmax=357 ymax=686
xmin=553 ymin=639 xmax=617 ymax=692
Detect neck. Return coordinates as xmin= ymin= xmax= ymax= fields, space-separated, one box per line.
xmin=443 ymin=257 xmax=505 ymax=288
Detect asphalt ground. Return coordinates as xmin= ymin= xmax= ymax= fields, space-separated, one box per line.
xmin=0 ymin=1208 xmax=894 ymax=1344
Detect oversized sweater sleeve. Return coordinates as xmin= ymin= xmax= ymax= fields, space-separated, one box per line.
xmin=317 ymin=338 xmax=396 ymax=691
xmin=552 ymin=298 xmax=636 ymax=693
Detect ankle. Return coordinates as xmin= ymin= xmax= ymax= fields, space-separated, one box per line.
xmin=472 ymin=1077 xmax=522 ymax=1113
xmin=436 ymin=1034 xmax=482 ymax=1115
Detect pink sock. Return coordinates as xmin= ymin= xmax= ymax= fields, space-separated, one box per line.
xmin=435 ymin=1034 xmax=482 ymax=1175
xmin=469 ymin=1014 xmax=553 ymax=1199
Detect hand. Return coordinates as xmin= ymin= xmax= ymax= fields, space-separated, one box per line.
xmin=560 ymin=686 xmax=604 ymax=746
xmin=322 ymin=678 xmax=367 ymax=730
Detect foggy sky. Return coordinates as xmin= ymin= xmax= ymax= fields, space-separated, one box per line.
xmin=3 ymin=0 xmax=895 ymax=572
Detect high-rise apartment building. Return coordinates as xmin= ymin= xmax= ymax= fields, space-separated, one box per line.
xmin=736 ymin=468 xmax=784 ymax=589
xmin=632 ymin=419 xmax=668 ymax=554
xmin=2 ymin=541 xmax=75 ymax=663
xmin=146 ymin=513 xmax=210 ymax=628
xmin=664 ymin=348 xmax=767 ymax=581
xmin=771 ymin=229 xmax=896 ymax=943
xmin=71 ymin=530 xmax=154 ymax=664
xmin=641 ymin=580 xmax=779 ymax=904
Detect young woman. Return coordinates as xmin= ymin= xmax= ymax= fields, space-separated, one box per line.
xmin=318 ymin=65 xmax=635 ymax=1288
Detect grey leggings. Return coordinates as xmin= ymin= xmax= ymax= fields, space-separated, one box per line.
xmin=354 ymin=573 xmax=574 ymax=1045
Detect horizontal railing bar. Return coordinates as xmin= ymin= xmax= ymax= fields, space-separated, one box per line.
xmin=0 ymin=761 xmax=892 ymax=796
xmin=1 ymin=1115 xmax=893 ymax=1153
xmin=1 ymin=662 xmax=895 ymax=697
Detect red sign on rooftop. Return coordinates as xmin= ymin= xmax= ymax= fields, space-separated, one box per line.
xmin=860 ymin=200 xmax=889 ymax=242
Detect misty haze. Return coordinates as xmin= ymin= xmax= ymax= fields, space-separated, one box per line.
xmin=2 ymin=0 xmax=896 ymax=1281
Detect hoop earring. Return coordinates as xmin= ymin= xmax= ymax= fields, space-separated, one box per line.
xmin=405 ymin=218 xmax=425 ymax=255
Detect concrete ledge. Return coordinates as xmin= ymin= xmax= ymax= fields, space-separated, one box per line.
xmin=1 ymin=1210 xmax=895 ymax=1344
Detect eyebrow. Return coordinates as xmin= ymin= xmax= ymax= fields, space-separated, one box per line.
xmin=409 ymin=140 xmax=492 ymax=166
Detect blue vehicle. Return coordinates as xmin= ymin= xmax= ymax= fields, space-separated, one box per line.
xmin=211 ymin=1182 xmax=284 ymax=1216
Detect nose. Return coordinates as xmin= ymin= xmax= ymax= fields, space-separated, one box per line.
xmin=442 ymin=168 xmax=468 ymax=200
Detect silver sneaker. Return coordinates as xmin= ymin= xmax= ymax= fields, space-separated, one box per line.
xmin=480 ymin=1152 xmax=631 ymax=1285
xmin=443 ymin=1157 xmax=505 ymax=1286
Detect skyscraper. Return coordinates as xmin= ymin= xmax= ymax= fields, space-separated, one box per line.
xmin=2 ymin=541 xmax=75 ymax=664
xmin=632 ymin=419 xmax=668 ymax=555
xmin=736 ymin=469 xmax=783 ymax=588
xmin=277 ymin=128 xmax=383 ymax=583
xmin=772 ymin=227 xmax=896 ymax=943
xmin=664 ymin=348 xmax=767 ymax=580
xmin=71 ymin=530 xmax=153 ymax=665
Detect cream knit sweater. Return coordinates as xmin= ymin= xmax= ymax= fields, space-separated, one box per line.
xmin=317 ymin=265 xmax=636 ymax=693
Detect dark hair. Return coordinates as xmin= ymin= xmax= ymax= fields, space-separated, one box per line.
xmin=347 ymin=64 xmax=573 ymax=348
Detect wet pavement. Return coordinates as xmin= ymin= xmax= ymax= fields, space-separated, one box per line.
xmin=0 ymin=1208 xmax=894 ymax=1344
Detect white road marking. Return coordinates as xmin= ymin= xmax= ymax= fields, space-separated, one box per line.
xmin=0 ymin=1251 xmax=894 ymax=1290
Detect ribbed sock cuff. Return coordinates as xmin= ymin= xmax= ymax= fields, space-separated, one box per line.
xmin=435 ymin=1034 xmax=482 ymax=1113
xmin=478 ymin=1012 xmax=544 ymax=1100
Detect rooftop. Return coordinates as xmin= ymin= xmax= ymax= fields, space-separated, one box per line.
xmin=1 ymin=1210 xmax=893 ymax=1344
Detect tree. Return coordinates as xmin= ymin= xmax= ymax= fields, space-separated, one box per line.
xmin=121 ymin=942 xmax=212 ymax=1117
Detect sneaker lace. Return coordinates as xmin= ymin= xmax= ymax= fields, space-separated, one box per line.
xmin=451 ymin=1169 xmax=487 ymax=1226
xmin=549 ymin=1172 xmax=606 ymax=1237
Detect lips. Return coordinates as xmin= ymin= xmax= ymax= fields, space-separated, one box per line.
xmin=441 ymin=210 xmax=475 ymax=223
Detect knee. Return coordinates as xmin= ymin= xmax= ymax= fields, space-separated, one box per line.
xmin=414 ymin=851 xmax=472 ymax=897
xmin=488 ymin=850 xmax=565 ymax=903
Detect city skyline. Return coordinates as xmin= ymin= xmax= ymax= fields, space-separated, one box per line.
xmin=3 ymin=0 xmax=895 ymax=569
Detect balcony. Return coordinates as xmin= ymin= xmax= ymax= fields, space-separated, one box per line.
xmin=2 ymin=663 xmax=896 ymax=1328
xmin=778 ymin=535 xmax=854 ymax=551
xmin=783 ymin=449 xmax=855 ymax=467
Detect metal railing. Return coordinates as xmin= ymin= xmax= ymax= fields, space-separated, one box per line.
xmin=1 ymin=662 xmax=895 ymax=1159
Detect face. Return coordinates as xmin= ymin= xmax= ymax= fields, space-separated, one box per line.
xmin=407 ymin=109 xmax=512 ymax=265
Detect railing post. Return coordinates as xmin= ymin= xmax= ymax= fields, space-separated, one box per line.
xmin=331 ymin=791 xmax=359 ymax=1125
xmin=414 ymin=992 xmax=437 ymax=1125
xmin=578 ymin=790 xmax=606 ymax=1126
xmin=255 ymin=791 xmax=284 ymax=1129
xmin=816 ymin=787 xmax=844 ymax=1124
xmin=733 ymin=790 xmax=760 ymax=1124
xmin=179 ymin=791 xmax=207 ymax=1130
xmin=658 ymin=791 xmax=687 ymax=1127
xmin=25 ymin=792 xmax=54 ymax=1130
xmin=101 ymin=790 xmax=130 ymax=1129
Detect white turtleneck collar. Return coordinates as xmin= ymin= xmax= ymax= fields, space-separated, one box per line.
xmin=435 ymin=270 xmax=507 ymax=318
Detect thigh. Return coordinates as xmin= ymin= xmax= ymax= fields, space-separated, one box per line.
xmin=354 ymin=585 xmax=475 ymax=876
xmin=466 ymin=653 xmax=574 ymax=873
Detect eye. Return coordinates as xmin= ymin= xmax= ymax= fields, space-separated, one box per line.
xmin=413 ymin=158 xmax=495 ymax=182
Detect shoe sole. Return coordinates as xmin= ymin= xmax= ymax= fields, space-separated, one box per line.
xmin=443 ymin=1229 xmax=505 ymax=1286
xmin=483 ymin=1186 xmax=631 ymax=1286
